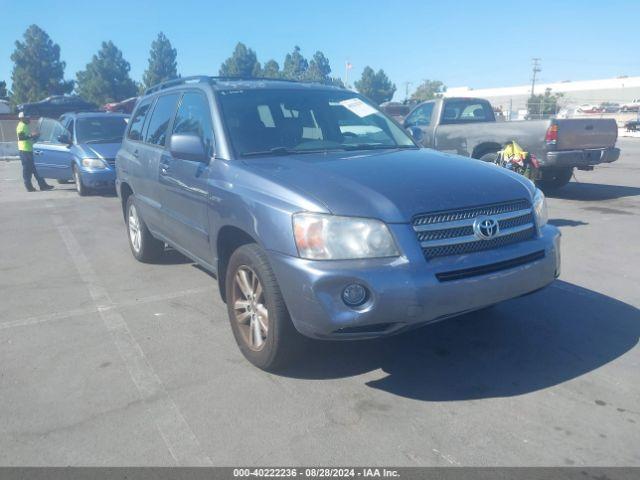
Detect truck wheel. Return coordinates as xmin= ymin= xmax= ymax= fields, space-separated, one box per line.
xmin=536 ymin=167 xmax=573 ymax=192
xmin=226 ymin=243 xmax=301 ymax=371
xmin=125 ymin=195 xmax=164 ymax=263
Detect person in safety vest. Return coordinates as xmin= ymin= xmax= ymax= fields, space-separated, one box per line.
xmin=16 ymin=112 xmax=53 ymax=192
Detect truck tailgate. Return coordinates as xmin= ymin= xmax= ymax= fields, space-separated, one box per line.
xmin=555 ymin=118 xmax=618 ymax=150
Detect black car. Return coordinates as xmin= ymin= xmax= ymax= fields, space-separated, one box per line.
xmin=17 ymin=95 xmax=97 ymax=118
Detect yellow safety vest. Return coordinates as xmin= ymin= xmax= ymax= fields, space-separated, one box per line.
xmin=16 ymin=120 xmax=33 ymax=152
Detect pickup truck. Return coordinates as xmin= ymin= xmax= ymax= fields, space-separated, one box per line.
xmin=117 ymin=77 xmax=560 ymax=370
xmin=404 ymin=97 xmax=620 ymax=190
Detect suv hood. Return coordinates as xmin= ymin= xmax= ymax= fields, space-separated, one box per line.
xmin=244 ymin=149 xmax=535 ymax=223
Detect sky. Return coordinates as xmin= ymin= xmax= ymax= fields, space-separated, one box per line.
xmin=1 ymin=0 xmax=638 ymax=100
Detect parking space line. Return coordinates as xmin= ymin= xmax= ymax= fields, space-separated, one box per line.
xmin=0 ymin=287 xmax=211 ymax=330
xmin=45 ymin=202 xmax=213 ymax=466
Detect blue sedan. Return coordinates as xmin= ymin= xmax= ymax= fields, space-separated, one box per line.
xmin=33 ymin=112 xmax=129 ymax=195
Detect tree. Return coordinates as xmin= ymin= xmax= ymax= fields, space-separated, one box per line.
xmin=527 ymin=88 xmax=563 ymax=119
xmin=261 ymin=59 xmax=281 ymax=79
xmin=219 ymin=42 xmax=261 ymax=78
xmin=9 ymin=25 xmax=73 ymax=106
xmin=304 ymin=51 xmax=332 ymax=83
xmin=282 ymin=46 xmax=308 ymax=81
xmin=410 ymin=79 xmax=446 ymax=102
xmin=354 ymin=67 xmax=396 ymax=105
xmin=143 ymin=32 xmax=178 ymax=89
xmin=0 ymin=81 xmax=7 ymax=99
xmin=76 ymin=41 xmax=138 ymax=105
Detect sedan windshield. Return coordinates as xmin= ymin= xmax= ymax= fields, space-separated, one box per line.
xmin=76 ymin=116 xmax=128 ymax=144
xmin=218 ymin=88 xmax=416 ymax=157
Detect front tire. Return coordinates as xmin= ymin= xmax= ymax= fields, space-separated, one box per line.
xmin=225 ymin=244 xmax=301 ymax=371
xmin=479 ymin=151 xmax=499 ymax=164
xmin=125 ymin=195 xmax=164 ymax=263
xmin=536 ymin=167 xmax=573 ymax=192
xmin=73 ymin=165 xmax=89 ymax=196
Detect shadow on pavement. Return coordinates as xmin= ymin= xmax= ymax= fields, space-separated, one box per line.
xmin=156 ymin=248 xmax=193 ymax=265
xmin=549 ymin=218 xmax=589 ymax=228
xmin=548 ymin=182 xmax=640 ymax=201
xmin=278 ymin=280 xmax=639 ymax=401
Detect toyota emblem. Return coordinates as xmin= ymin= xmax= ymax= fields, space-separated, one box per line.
xmin=473 ymin=216 xmax=500 ymax=240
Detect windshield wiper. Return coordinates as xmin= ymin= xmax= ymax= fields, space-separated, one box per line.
xmin=84 ymin=136 xmax=123 ymax=144
xmin=341 ymin=144 xmax=417 ymax=151
xmin=242 ymin=147 xmax=295 ymax=157
xmin=241 ymin=146 xmax=349 ymax=157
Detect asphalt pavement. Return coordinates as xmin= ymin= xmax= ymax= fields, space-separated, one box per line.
xmin=1 ymin=140 xmax=638 ymax=466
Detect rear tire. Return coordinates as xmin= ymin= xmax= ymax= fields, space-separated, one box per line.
xmin=73 ymin=165 xmax=89 ymax=196
xmin=536 ymin=167 xmax=573 ymax=192
xmin=225 ymin=243 xmax=301 ymax=371
xmin=125 ymin=195 xmax=164 ymax=263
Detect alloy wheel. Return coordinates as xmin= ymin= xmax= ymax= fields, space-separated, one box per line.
xmin=232 ymin=266 xmax=269 ymax=351
xmin=128 ymin=204 xmax=141 ymax=253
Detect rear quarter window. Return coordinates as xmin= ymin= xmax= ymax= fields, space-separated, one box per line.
xmin=127 ymin=99 xmax=152 ymax=141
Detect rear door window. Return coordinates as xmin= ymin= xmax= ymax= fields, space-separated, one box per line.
xmin=127 ymin=99 xmax=152 ymax=141
xmin=172 ymin=92 xmax=214 ymax=157
xmin=441 ymin=100 xmax=494 ymax=124
xmin=144 ymin=94 xmax=180 ymax=146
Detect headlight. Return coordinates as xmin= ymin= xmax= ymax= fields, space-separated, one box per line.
xmin=293 ymin=213 xmax=399 ymax=260
xmin=533 ymin=188 xmax=548 ymax=229
xmin=81 ymin=158 xmax=106 ymax=169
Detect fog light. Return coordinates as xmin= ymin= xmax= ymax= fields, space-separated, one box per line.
xmin=342 ymin=283 xmax=368 ymax=307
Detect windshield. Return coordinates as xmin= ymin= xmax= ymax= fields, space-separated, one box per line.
xmin=76 ymin=116 xmax=128 ymax=143
xmin=218 ymin=89 xmax=416 ymax=157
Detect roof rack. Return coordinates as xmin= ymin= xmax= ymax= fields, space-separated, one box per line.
xmin=144 ymin=76 xmax=211 ymax=95
xmin=209 ymin=76 xmax=300 ymax=83
xmin=143 ymin=75 xmax=306 ymax=95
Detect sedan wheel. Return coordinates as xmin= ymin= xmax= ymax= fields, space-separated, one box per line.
xmin=232 ymin=266 xmax=269 ymax=351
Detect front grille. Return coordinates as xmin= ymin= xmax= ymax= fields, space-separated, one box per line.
xmin=413 ymin=199 xmax=531 ymax=226
xmin=105 ymin=158 xmax=116 ymax=168
xmin=413 ymin=199 xmax=536 ymax=259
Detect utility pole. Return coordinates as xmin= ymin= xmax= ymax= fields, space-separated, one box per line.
xmin=530 ymin=58 xmax=541 ymax=97
xmin=403 ymin=81 xmax=412 ymax=103
xmin=344 ymin=61 xmax=352 ymax=89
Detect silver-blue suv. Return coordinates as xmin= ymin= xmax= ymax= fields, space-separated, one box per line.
xmin=116 ymin=76 xmax=561 ymax=370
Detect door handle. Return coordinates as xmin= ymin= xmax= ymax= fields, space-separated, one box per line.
xmin=34 ymin=150 xmax=42 ymax=156
xmin=132 ymin=149 xmax=139 ymax=158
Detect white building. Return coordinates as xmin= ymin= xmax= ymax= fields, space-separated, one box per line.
xmin=445 ymin=76 xmax=640 ymax=114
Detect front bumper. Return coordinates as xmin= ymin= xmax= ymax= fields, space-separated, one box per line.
xmin=542 ymin=147 xmax=620 ymax=168
xmin=268 ymin=225 xmax=560 ymax=340
xmin=79 ymin=168 xmax=116 ymax=189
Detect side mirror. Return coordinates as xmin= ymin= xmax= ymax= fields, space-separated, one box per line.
xmin=406 ymin=126 xmax=424 ymax=143
xmin=168 ymin=134 xmax=208 ymax=163
xmin=57 ymin=133 xmax=72 ymax=145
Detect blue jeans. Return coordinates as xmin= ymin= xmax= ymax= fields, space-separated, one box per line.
xmin=19 ymin=150 xmax=47 ymax=190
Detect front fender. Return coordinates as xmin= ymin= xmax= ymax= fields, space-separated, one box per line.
xmin=207 ymin=159 xmax=329 ymax=261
